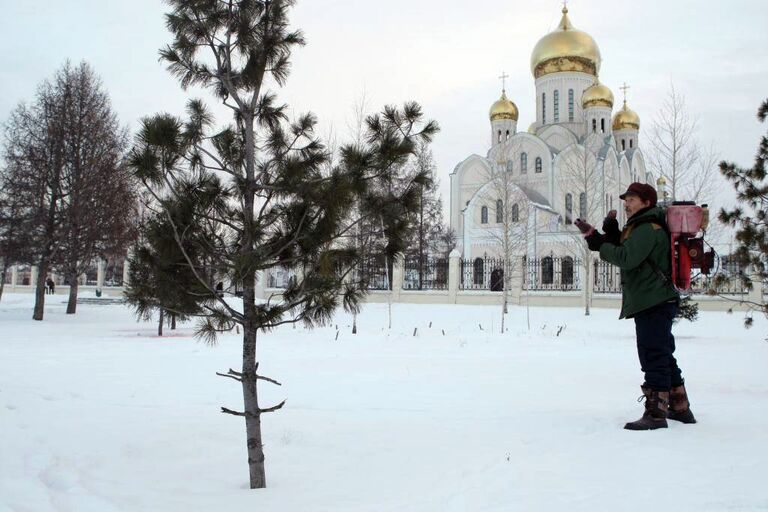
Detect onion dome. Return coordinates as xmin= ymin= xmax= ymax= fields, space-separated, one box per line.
xmin=528 ymin=123 xmax=537 ymax=134
xmin=582 ymin=80 xmax=614 ymax=109
xmin=489 ymin=90 xmax=519 ymax=122
xmin=612 ymin=100 xmax=640 ymax=130
xmin=656 ymin=176 xmax=667 ymax=186
xmin=530 ymin=6 xmax=601 ymax=79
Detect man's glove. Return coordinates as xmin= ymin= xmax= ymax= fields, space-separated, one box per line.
xmin=585 ymin=231 xmax=604 ymax=251
xmin=602 ymin=210 xmax=620 ymax=245
xmin=574 ymin=218 xmax=594 ymax=234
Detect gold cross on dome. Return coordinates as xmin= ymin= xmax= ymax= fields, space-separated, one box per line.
xmin=620 ymin=82 xmax=631 ymax=102
xmin=498 ymin=71 xmax=509 ymax=92
xmin=562 ymin=0 xmax=568 ymax=12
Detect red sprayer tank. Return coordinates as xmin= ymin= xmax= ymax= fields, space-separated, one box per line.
xmin=665 ymin=203 xmax=712 ymax=291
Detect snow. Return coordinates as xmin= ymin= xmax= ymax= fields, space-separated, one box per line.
xmin=1 ymin=293 xmax=767 ymax=511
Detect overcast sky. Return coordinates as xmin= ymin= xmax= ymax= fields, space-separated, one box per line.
xmin=1 ymin=0 xmax=766 ymax=211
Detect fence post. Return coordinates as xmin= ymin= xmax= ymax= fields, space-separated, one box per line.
xmin=254 ymin=270 xmax=265 ymax=299
xmin=11 ymin=265 xmax=18 ymax=287
xmin=748 ymin=265 xmax=763 ymax=306
xmin=122 ymin=250 xmax=131 ymax=287
xmin=391 ymin=255 xmax=404 ymax=302
xmin=448 ymin=249 xmax=460 ymax=303
xmin=97 ymin=259 xmax=106 ymax=289
xmin=30 ymin=266 xmax=38 ymax=288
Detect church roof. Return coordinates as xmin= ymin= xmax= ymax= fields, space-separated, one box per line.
xmin=517 ymin=184 xmax=551 ymax=208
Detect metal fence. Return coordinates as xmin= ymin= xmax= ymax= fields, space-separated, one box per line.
xmin=358 ymin=257 xmax=391 ymax=291
xmin=403 ymin=256 xmax=448 ymax=290
xmin=459 ymin=257 xmax=508 ymax=291
xmin=523 ymin=256 xmax=581 ymax=291
xmin=594 ymin=260 xmax=622 ymax=293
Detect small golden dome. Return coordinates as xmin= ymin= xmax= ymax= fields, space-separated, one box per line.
xmin=528 ymin=122 xmax=537 ymax=134
xmin=530 ymin=7 xmax=601 ymax=79
xmin=489 ymin=91 xmax=519 ymax=122
xmin=657 ymin=176 xmax=667 ymax=185
xmin=612 ymin=101 xmax=640 ymax=130
xmin=582 ymin=81 xmax=614 ymax=109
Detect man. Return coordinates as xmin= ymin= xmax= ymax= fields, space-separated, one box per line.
xmin=576 ymin=182 xmax=696 ymax=430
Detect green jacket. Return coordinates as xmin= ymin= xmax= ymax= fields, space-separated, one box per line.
xmin=599 ymin=206 xmax=679 ymax=319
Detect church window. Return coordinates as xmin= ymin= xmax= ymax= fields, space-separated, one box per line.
xmin=511 ymin=203 xmax=519 ymax=222
xmin=562 ymin=257 xmax=574 ymax=286
xmin=592 ymin=119 xmax=597 ymax=133
xmin=579 ymin=192 xmax=587 ymax=219
xmin=554 ymin=90 xmax=560 ymax=123
xmin=473 ymin=258 xmax=484 ymax=286
xmin=621 ymin=139 xmax=626 ymax=150
xmin=506 ymin=161 xmax=514 ymax=173
xmin=568 ymin=89 xmax=574 ymax=122
xmin=481 ymin=206 xmax=488 ymax=224
xmin=496 ymin=200 xmax=503 ymax=223
xmin=629 ymin=139 xmax=633 ymax=148
xmin=542 ymin=257 xmax=554 ymax=285
xmin=542 ymin=92 xmax=546 ymax=124
xmin=535 ymin=157 xmax=542 ymax=173
xmin=497 ymin=130 xmax=502 ymax=143
xmin=565 ymin=193 xmax=573 ymax=225
xmin=601 ymin=118 xmax=605 ymax=133
xmin=506 ymin=130 xmax=510 ymax=140
xmin=521 ymin=152 xmax=528 ymax=173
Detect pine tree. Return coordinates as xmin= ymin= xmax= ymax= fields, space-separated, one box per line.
xmin=129 ymin=0 xmax=438 ymax=489
xmin=718 ymin=98 xmax=768 ymax=326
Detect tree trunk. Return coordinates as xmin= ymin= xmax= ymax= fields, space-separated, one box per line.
xmin=158 ymin=309 xmax=164 ymax=337
xmin=352 ymin=311 xmax=357 ymax=334
xmin=171 ymin=313 xmax=177 ymax=330
xmin=242 ymin=325 xmax=266 ymax=489
xmin=66 ymin=270 xmax=79 ymax=314
xmin=33 ymin=261 xmax=49 ymax=321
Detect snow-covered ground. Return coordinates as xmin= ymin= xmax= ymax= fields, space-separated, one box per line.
xmin=1 ymin=293 xmax=766 ymax=512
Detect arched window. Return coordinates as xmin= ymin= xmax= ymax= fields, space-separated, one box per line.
xmin=592 ymin=119 xmax=597 ymax=133
xmin=579 ymin=192 xmax=587 ymax=219
xmin=498 ymin=130 xmax=502 ymax=143
xmin=542 ymin=256 xmax=554 ymax=285
xmin=506 ymin=129 xmax=510 ymax=140
xmin=600 ymin=118 xmax=605 ymax=133
xmin=496 ymin=200 xmax=503 ymax=223
xmin=542 ymin=92 xmax=546 ymax=124
xmin=621 ymin=139 xmax=626 ymax=150
xmin=473 ymin=258 xmax=484 ymax=285
xmin=520 ymin=152 xmax=528 ymax=173
xmin=506 ymin=161 xmax=514 ymax=173
xmin=565 ymin=193 xmax=573 ymax=225
xmin=481 ymin=206 xmax=488 ymax=224
xmin=562 ymin=256 xmax=574 ymax=286
xmin=568 ymin=89 xmax=574 ymax=122
xmin=511 ymin=203 xmax=519 ymax=222
xmin=629 ymin=139 xmax=633 ymax=148
xmin=554 ymin=90 xmax=560 ymax=123
xmin=535 ymin=157 xmax=543 ymax=173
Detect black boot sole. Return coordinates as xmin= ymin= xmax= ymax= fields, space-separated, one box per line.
xmin=624 ymin=420 xmax=668 ymax=430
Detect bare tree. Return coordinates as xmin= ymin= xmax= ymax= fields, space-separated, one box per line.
xmin=558 ymin=140 xmax=604 ymax=316
xmin=648 ymin=84 xmax=699 ymax=201
xmin=479 ymin=139 xmax=530 ymax=332
xmin=0 ymin=185 xmax=30 ymax=301
xmin=2 ymin=68 xmax=71 ymax=320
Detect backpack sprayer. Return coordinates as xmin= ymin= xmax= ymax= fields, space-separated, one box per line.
xmin=665 ymin=202 xmax=715 ymax=291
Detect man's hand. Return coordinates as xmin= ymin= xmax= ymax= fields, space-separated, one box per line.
xmin=574 ymin=218 xmax=594 ymax=234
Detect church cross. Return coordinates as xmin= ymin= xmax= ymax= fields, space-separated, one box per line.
xmin=620 ymin=82 xmax=630 ymax=103
xmin=498 ymin=71 xmax=509 ymax=92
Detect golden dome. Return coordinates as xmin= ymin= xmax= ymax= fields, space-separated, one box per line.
xmin=527 ymin=122 xmax=537 ymax=134
xmin=530 ymin=7 xmax=601 ymax=79
xmin=489 ymin=91 xmax=519 ymax=122
xmin=612 ymin=101 xmax=640 ymax=130
xmin=657 ymin=176 xmax=667 ymax=185
xmin=582 ymin=81 xmax=614 ymax=109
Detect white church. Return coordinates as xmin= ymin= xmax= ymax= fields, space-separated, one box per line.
xmin=449 ymin=5 xmax=652 ymax=264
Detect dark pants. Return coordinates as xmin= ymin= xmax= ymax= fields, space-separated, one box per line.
xmin=633 ymin=301 xmax=684 ymax=391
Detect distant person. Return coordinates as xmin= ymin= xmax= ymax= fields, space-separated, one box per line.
xmin=46 ymin=277 xmax=55 ymax=295
xmin=576 ymin=183 xmax=696 ymax=430
xmin=215 ymin=281 xmax=224 ymax=298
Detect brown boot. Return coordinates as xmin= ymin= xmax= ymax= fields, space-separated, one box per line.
xmin=624 ymin=386 xmax=669 ymax=430
xmin=668 ymin=384 xmax=697 ymax=424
